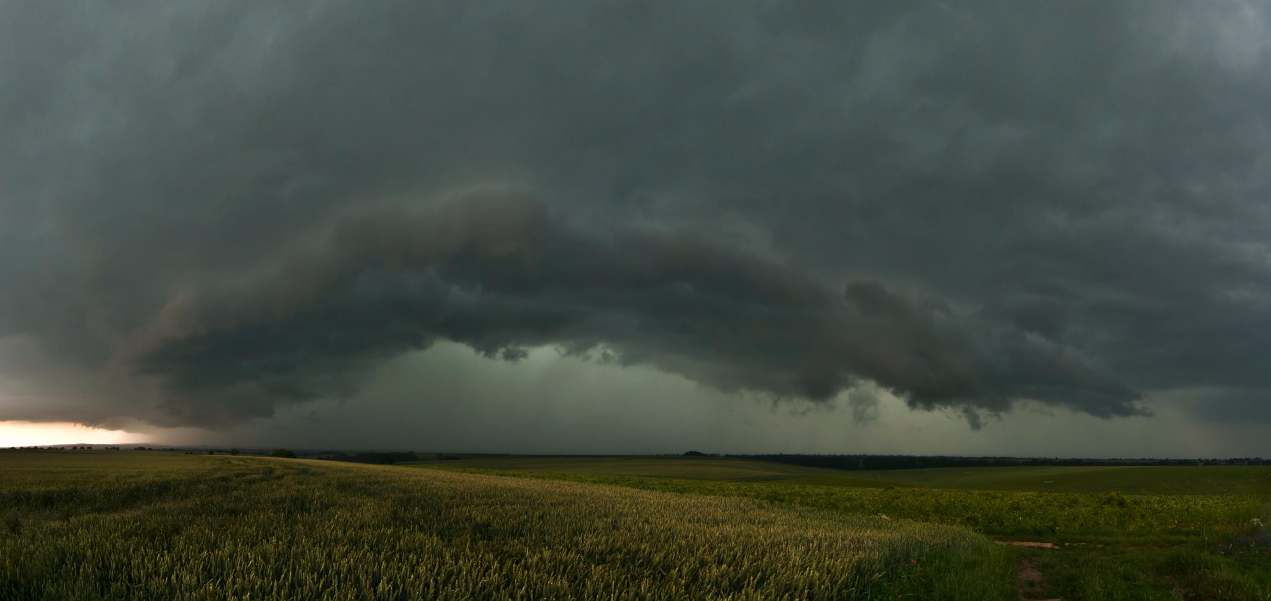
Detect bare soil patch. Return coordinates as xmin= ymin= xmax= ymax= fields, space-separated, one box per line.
xmin=996 ymin=540 xmax=1059 ymax=549
xmin=1016 ymin=557 xmax=1061 ymax=601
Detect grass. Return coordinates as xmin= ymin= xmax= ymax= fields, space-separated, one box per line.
xmin=422 ymin=469 xmax=1264 ymax=541
xmin=862 ymin=465 xmax=1271 ymax=496
xmin=1 ymin=451 xmax=1012 ymax=600
xmin=8 ymin=451 xmax=1269 ymax=600
xmin=406 ymin=455 xmax=855 ymax=481
xmin=414 ymin=457 xmax=1271 ymax=600
xmin=410 ymin=456 xmax=1271 ymax=495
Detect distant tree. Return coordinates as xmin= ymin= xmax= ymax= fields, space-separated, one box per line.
xmin=271 ymin=449 xmax=297 ymax=458
xmin=683 ymin=450 xmax=708 ymax=457
xmin=229 ymin=448 xmax=240 ymax=456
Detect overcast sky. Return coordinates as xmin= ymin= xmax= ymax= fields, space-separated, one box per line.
xmin=3 ymin=1 xmax=1271 ymax=456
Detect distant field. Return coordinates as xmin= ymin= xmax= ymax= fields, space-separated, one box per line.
xmin=413 ymin=456 xmax=1270 ymax=538
xmin=417 ymin=469 xmax=1265 ymax=540
xmin=413 ymin=455 xmax=1271 ymax=495
xmin=866 ymin=465 xmax=1271 ymax=495
xmin=407 ymin=455 xmax=905 ymax=487
xmin=413 ymin=455 xmax=1271 ymax=600
xmin=1 ymin=452 xmax=1002 ymax=600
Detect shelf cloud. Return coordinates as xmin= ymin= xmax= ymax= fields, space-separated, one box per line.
xmin=2 ymin=2 xmax=1270 ymax=445
xmin=129 ymin=194 xmax=1143 ymax=427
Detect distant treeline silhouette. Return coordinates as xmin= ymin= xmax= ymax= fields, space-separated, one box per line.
xmin=728 ymin=454 xmax=1271 ymax=470
xmin=321 ymin=451 xmax=418 ymax=465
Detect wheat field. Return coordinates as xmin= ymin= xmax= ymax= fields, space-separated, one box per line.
xmin=0 ymin=452 xmax=989 ymax=600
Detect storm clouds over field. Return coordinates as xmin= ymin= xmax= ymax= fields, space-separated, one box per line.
xmin=3 ymin=2 xmax=1271 ymax=453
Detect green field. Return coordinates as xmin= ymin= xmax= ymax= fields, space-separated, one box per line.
xmin=414 ymin=455 xmax=1271 ymax=600
xmin=411 ymin=462 xmax=1266 ymax=540
xmin=5 ymin=451 xmax=1270 ymax=600
xmin=1 ymin=452 xmax=1007 ymax=600
xmin=861 ymin=465 xmax=1271 ymax=496
xmin=408 ymin=455 xmax=906 ymax=487
xmin=410 ymin=455 xmax=1271 ymax=495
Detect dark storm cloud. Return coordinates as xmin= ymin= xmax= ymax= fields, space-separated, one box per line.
xmin=2 ymin=1 xmax=1270 ymax=431
xmin=129 ymin=193 xmax=1140 ymax=426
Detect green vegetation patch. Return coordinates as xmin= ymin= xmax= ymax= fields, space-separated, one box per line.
xmin=419 ymin=462 xmax=1271 ymax=600
xmin=868 ymin=465 xmax=1271 ymax=495
xmin=410 ymin=455 xmax=1271 ymax=496
xmin=405 ymin=455 xmax=849 ymax=481
xmin=434 ymin=469 xmax=1264 ymax=540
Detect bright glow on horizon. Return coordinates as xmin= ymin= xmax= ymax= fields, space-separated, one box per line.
xmin=0 ymin=421 xmax=147 ymax=447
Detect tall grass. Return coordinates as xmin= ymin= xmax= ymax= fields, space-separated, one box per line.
xmin=1 ymin=453 xmax=1002 ymax=600
xmin=425 ymin=466 xmax=1271 ymax=600
xmin=447 ymin=470 xmax=1265 ymax=540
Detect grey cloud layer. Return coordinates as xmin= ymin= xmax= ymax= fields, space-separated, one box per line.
xmin=131 ymin=195 xmax=1141 ymax=427
xmin=2 ymin=1 xmax=1269 ymax=431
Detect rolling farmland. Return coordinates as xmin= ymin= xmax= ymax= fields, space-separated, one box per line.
xmin=414 ymin=455 xmax=1271 ymax=600
xmin=4 ymin=451 xmax=1270 ymax=600
xmin=1 ymin=452 xmax=1004 ymax=600
xmin=408 ymin=455 xmax=1271 ymax=495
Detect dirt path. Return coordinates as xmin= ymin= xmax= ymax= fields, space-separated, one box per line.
xmin=996 ymin=542 xmax=1061 ymax=601
xmin=1016 ymin=557 xmax=1061 ymax=601
xmin=995 ymin=540 xmax=1058 ymax=549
